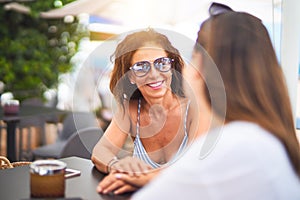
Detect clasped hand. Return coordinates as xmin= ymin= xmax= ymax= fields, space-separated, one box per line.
xmin=97 ymin=157 xmax=158 ymax=195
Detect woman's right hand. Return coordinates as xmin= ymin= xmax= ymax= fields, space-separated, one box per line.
xmin=111 ymin=156 xmax=153 ymax=176
xmin=97 ymin=169 xmax=159 ymax=195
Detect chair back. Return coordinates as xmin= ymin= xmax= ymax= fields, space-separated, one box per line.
xmin=60 ymin=127 xmax=103 ymax=159
xmin=58 ymin=112 xmax=99 ymax=141
xmin=22 ymin=98 xmax=44 ymax=106
xmin=19 ymin=98 xmax=45 ymax=127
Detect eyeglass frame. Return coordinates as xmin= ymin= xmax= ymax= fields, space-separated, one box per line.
xmin=129 ymin=57 xmax=174 ymax=77
xmin=208 ymin=2 xmax=262 ymax=23
xmin=209 ymin=2 xmax=234 ymax=17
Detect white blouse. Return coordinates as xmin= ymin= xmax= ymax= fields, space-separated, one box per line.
xmin=132 ymin=121 xmax=300 ymax=200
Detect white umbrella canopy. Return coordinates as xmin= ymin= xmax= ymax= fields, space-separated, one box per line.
xmin=3 ymin=2 xmax=30 ymax=14
xmin=39 ymin=0 xmax=282 ymax=42
xmin=39 ymin=0 xmax=282 ymax=26
xmin=40 ymin=0 xmax=112 ymax=19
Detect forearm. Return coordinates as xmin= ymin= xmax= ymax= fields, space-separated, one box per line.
xmin=91 ymin=145 xmax=120 ymax=174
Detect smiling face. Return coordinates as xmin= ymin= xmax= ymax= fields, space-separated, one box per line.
xmin=129 ymin=45 xmax=173 ymax=101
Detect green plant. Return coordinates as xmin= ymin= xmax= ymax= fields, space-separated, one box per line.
xmin=0 ymin=0 xmax=88 ymax=101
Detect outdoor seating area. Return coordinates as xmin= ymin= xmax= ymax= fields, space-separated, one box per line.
xmin=0 ymin=105 xmax=109 ymax=161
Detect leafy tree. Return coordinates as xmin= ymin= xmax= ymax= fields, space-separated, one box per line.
xmin=0 ymin=0 xmax=88 ymax=101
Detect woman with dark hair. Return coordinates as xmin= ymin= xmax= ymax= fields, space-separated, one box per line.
xmin=128 ymin=4 xmax=300 ymax=200
xmin=92 ymin=29 xmax=195 ymax=194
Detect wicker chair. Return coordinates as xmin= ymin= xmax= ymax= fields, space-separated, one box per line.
xmin=0 ymin=156 xmax=31 ymax=170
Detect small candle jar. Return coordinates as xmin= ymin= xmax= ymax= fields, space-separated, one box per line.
xmin=3 ymin=99 xmax=19 ymax=115
xmin=30 ymin=160 xmax=67 ymax=198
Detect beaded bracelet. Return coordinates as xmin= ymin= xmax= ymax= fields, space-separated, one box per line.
xmin=107 ymin=156 xmax=119 ymax=173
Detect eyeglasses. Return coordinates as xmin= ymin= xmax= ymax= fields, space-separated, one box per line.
xmin=209 ymin=2 xmax=233 ymax=16
xmin=208 ymin=2 xmax=262 ymax=22
xmin=130 ymin=57 xmax=174 ymax=77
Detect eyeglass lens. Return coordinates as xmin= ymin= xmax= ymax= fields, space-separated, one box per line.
xmin=131 ymin=57 xmax=172 ymax=77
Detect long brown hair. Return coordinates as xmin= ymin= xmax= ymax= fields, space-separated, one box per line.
xmin=109 ymin=29 xmax=185 ymax=106
xmin=196 ymin=12 xmax=300 ymax=176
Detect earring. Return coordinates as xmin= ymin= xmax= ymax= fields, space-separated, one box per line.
xmin=130 ymin=81 xmax=135 ymax=85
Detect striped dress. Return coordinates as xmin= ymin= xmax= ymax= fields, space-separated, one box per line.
xmin=133 ymin=99 xmax=190 ymax=168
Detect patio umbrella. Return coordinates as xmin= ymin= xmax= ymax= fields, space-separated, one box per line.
xmin=40 ymin=0 xmax=112 ymax=19
xmin=39 ymin=0 xmax=282 ymax=25
xmin=39 ymin=0 xmax=127 ymax=40
xmin=3 ymin=2 xmax=30 ymax=14
xmin=38 ymin=0 xmax=282 ymax=40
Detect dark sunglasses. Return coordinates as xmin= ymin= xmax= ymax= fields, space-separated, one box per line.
xmin=130 ymin=57 xmax=174 ymax=77
xmin=209 ymin=2 xmax=233 ymax=16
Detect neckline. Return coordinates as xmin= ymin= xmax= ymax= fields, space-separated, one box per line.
xmin=133 ymin=98 xmax=190 ymax=167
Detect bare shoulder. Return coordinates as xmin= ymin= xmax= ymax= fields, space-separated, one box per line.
xmin=110 ymin=99 xmax=139 ymax=135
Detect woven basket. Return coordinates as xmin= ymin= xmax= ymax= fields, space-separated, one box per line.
xmin=0 ymin=156 xmax=31 ymax=170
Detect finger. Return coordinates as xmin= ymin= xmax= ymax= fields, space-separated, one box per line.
xmin=115 ymin=173 xmax=141 ymax=187
xmin=114 ymin=184 xmax=138 ymax=195
xmin=96 ymin=183 xmax=103 ymax=193
xmin=117 ymin=172 xmax=154 ymax=188
xmin=109 ymin=167 xmax=120 ymax=174
xmin=97 ymin=173 xmax=117 ymax=192
xmin=97 ymin=177 xmax=113 ymax=192
xmin=118 ymin=162 xmax=135 ymax=176
xmin=111 ymin=162 xmax=125 ymax=173
xmin=138 ymin=162 xmax=153 ymax=174
xmin=102 ymin=179 xmax=125 ymax=194
xmin=130 ymin=162 xmax=145 ymax=176
xmin=126 ymin=160 xmax=151 ymax=176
